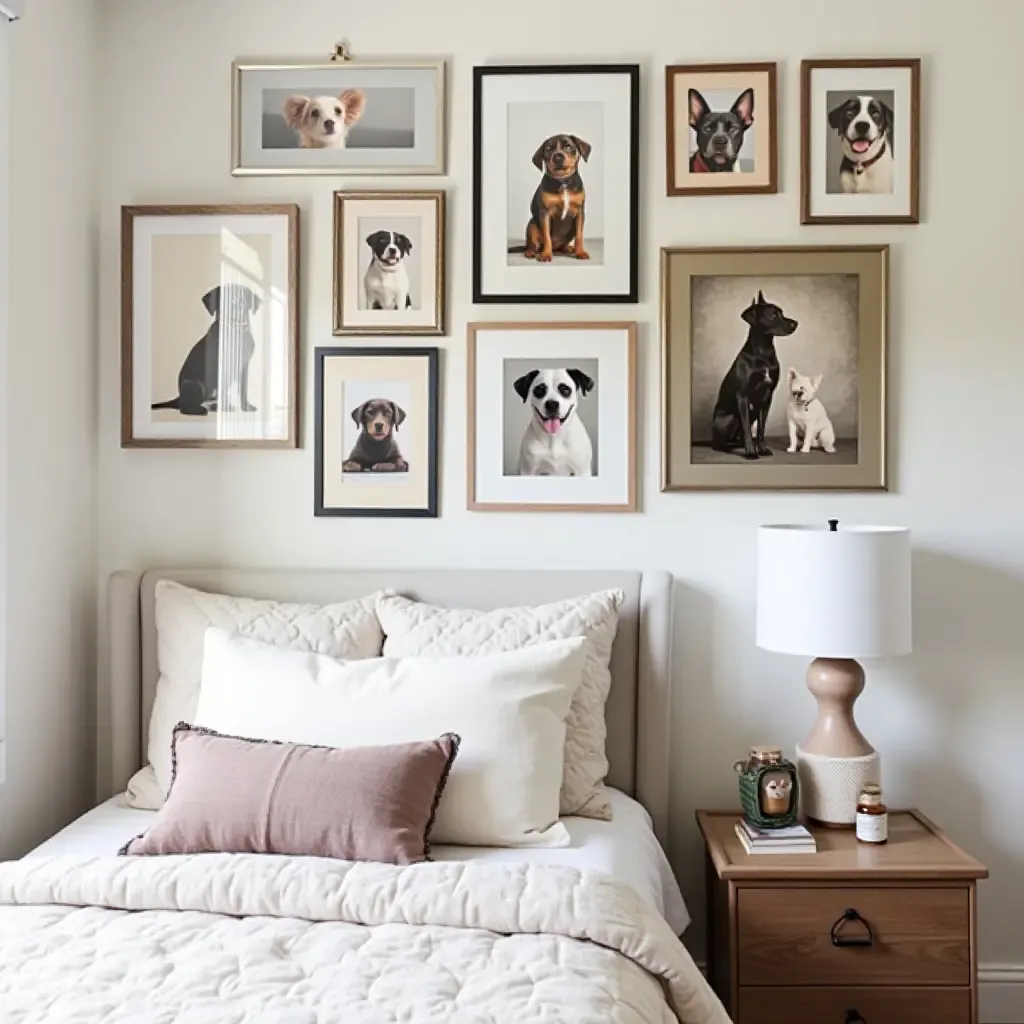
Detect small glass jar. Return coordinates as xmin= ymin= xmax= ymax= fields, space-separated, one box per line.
xmin=856 ymin=782 xmax=888 ymax=844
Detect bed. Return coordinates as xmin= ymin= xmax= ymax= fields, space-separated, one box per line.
xmin=0 ymin=569 xmax=730 ymax=1024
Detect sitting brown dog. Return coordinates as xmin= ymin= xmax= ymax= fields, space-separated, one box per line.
xmin=514 ymin=134 xmax=591 ymax=263
xmin=343 ymin=398 xmax=408 ymax=473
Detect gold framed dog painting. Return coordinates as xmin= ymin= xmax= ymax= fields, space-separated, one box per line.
xmin=333 ymin=190 xmax=445 ymax=336
xmin=121 ymin=204 xmax=299 ymax=449
xmin=661 ymin=246 xmax=887 ymax=491
xmin=472 ymin=65 xmax=639 ymax=304
xmin=232 ymin=58 xmax=445 ymax=176
xmin=314 ymin=347 xmax=438 ymax=518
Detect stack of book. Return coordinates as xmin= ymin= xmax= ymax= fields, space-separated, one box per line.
xmin=734 ymin=819 xmax=817 ymax=855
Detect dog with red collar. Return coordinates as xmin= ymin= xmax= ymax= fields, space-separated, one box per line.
xmin=828 ymin=95 xmax=895 ymax=194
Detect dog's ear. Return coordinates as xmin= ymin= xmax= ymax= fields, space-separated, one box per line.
xmin=757 ymin=289 xmax=766 ymax=305
xmin=390 ymin=402 xmax=407 ymax=430
xmin=570 ymin=136 xmax=592 ymax=162
xmin=351 ymin=402 xmax=368 ymax=427
xmin=531 ymin=140 xmax=549 ymax=170
xmin=365 ymin=230 xmax=387 ymax=250
xmin=828 ymin=98 xmax=853 ymax=133
xmin=741 ymin=300 xmax=758 ymax=325
xmin=397 ymin=233 xmax=413 ymax=256
xmin=201 ymin=286 xmax=221 ymax=315
xmin=688 ymin=88 xmax=710 ymax=128
xmin=788 ymin=367 xmax=798 ymax=382
xmin=879 ymin=99 xmax=894 ymax=137
xmin=338 ymin=88 xmax=366 ymax=126
xmin=812 ymin=374 xmax=823 ymax=390
xmin=731 ymin=88 xmax=755 ymax=127
xmin=567 ymin=368 xmax=595 ymax=396
xmin=283 ymin=95 xmax=310 ymax=128
xmin=513 ymin=369 xmax=541 ymax=402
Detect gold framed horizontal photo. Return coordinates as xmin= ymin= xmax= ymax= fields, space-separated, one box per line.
xmin=333 ymin=190 xmax=445 ymax=336
xmin=661 ymin=246 xmax=887 ymax=491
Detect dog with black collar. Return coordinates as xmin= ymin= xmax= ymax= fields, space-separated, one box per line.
xmin=828 ymin=95 xmax=894 ymax=194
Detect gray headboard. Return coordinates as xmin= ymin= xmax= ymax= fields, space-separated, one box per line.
xmin=106 ymin=569 xmax=674 ymax=840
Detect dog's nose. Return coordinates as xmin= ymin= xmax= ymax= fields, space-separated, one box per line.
xmin=711 ymin=134 xmax=729 ymax=151
xmin=552 ymin=152 xmax=565 ymax=167
xmin=543 ymin=399 xmax=560 ymax=416
xmin=323 ymin=119 xmax=336 ymax=132
xmin=853 ymin=121 xmax=870 ymax=137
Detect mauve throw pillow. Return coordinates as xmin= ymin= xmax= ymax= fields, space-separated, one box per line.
xmin=121 ymin=724 xmax=459 ymax=865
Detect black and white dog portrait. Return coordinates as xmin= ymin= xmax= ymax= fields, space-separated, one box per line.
xmin=511 ymin=367 xmax=596 ymax=477
xmin=826 ymin=92 xmax=894 ymax=194
xmin=364 ymin=230 xmax=414 ymax=310
xmin=688 ymin=87 xmax=755 ymax=173
xmin=151 ymin=283 xmax=261 ymax=417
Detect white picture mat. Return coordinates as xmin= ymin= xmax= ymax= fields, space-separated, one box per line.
xmin=238 ymin=65 xmax=440 ymax=171
xmin=479 ymin=73 xmax=633 ymax=297
xmin=474 ymin=328 xmax=631 ymax=505
xmin=340 ymin=197 xmax=438 ymax=328
xmin=809 ymin=66 xmax=913 ymax=218
xmin=131 ymin=214 xmax=292 ymax=442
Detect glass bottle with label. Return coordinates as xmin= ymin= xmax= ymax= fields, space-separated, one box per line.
xmin=855 ymin=782 xmax=888 ymax=844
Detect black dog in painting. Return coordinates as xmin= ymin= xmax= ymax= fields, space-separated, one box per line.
xmin=710 ymin=291 xmax=798 ymax=459
xmin=151 ymin=283 xmax=261 ymax=416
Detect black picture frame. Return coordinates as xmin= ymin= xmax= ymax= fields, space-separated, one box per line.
xmin=472 ymin=63 xmax=640 ymax=304
xmin=314 ymin=346 xmax=439 ymax=518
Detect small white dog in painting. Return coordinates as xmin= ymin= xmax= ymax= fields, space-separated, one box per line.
xmin=786 ymin=367 xmax=836 ymax=454
xmin=283 ymin=90 xmax=366 ymax=149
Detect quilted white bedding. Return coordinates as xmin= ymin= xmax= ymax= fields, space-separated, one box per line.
xmin=0 ymin=853 xmax=729 ymax=1024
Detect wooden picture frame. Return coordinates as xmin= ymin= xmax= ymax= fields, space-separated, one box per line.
xmin=472 ymin=64 xmax=640 ymax=304
xmin=661 ymin=246 xmax=888 ymax=491
xmin=332 ymin=190 xmax=446 ymax=336
xmin=666 ymin=61 xmax=778 ymax=196
xmin=121 ymin=203 xmax=300 ymax=449
xmin=467 ymin=321 xmax=637 ymax=512
xmin=314 ymin=346 xmax=438 ymax=518
xmin=801 ymin=58 xmax=921 ymax=224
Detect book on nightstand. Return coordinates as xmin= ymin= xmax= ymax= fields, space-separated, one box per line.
xmin=734 ymin=819 xmax=817 ymax=855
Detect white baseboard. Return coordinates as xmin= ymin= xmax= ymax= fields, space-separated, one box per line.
xmin=981 ymin=964 xmax=1024 ymax=1024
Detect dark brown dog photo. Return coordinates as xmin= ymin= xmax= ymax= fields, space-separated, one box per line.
xmin=343 ymin=398 xmax=409 ymax=473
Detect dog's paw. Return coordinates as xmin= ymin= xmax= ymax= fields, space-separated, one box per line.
xmin=370 ymin=462 xmax=397 ymax=473
xmin=800 ymin=447 xmax=812 ymax=455
xmin=786 ymin=445 xmax=797 ymax=453
xmin=342 ymin=461 xmax=363 ymax=472
xmin=743 ymin=451 xmax=759 ymax=461
xmin=241 ymin=403 xmax=257 ymax=413
xmin=757 ymin=445 xmax=773 ymax=457
xmin=575 ymin=250 xmax=591 ymax=260
xmin=537 ymin=250 xmax=553 ymax=263
xmin=824 ymin=446 xmax=836 ymax=454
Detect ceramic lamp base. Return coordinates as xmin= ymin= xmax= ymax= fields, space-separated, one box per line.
xmin=796 ymin=746 xmax=880 ymax=826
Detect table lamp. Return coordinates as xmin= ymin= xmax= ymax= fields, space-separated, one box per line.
xmin=756 ymin=521 xmax=912 ymax=826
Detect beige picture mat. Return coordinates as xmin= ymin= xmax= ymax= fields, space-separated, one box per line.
xmin=661 ymin=247 xmax=887 ymax=491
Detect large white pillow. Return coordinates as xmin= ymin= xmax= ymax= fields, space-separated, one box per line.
xmin=376 ymin=590 xmax=623 ymax=820
xmin=195 ymin=628 xmax=588 ymax=848
xmin=126 ymin=580 xmax=385 ymax=809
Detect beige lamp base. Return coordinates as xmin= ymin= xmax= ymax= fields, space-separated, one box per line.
xmin=798 ymin=657 xmax=878 ymax=827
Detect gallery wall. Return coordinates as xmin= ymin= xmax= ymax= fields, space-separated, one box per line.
xmin=94 ymin=0 xmax=1024 ymax=1011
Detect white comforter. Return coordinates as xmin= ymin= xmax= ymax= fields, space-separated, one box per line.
xmin=0 ymin=854 xmax=730 ymax=1024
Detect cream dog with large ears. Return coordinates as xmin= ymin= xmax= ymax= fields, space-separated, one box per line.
xmin=786 ymin=367 xmax=836 ymax=454
xmin=283 ymin=89 xmax=366 ymax=149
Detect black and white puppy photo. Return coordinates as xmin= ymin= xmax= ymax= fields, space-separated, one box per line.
xmin=826 ymin=90 xmax=894 ymax=195
xmin=358 ymin=217 xmax=421 ymax=311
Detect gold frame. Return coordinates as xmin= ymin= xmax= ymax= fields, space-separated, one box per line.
xmin=332 ymin=190 xmax=446 ymax=337
xmin=231 ymin=59 xmax=446 ymax=177
xmin=467 ymin=321 xmax=638 ymax=513
xmin=121 ymin=203 xmax=300 ymax=450
xmin=661 ymin=246 xmax=888 ymax=491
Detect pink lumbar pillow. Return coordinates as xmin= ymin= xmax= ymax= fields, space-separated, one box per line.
xmin=121 ymin=723 xmax=459 ymax=865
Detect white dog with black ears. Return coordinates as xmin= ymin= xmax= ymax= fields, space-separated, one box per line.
xmin=513 ymin=368 xmax=595 ymax=476
xmin=786 ymin=368 xmax=836 ymax=454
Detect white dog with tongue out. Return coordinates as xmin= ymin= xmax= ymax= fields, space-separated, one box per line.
xmin=513 ymin=367 xmax=595 ymax=476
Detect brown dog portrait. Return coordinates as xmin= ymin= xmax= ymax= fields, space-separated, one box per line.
xmin=512 ymin=134 xmax=592 ymax=263
xmin=343 ymin=398 xmax=408 ymax=473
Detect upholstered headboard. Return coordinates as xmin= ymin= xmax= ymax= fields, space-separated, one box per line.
xmin=105 ymin=569 xmax=674 ymax=839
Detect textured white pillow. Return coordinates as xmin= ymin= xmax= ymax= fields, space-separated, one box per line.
xmin=196 ymin=628 xmax=588 ymax=848
xmin=126 ymin=580 xmax=385 ymax=810
xmin=376 ymin=590 xmax=623 ymax=820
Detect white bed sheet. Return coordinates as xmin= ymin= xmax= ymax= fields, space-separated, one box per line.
xmin=27 ymin=787 xmax=690 ymax=934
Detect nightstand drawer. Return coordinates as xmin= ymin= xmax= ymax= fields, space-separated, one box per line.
xmin=738 ymin=986 xmax=971 ymax=1024
xmin=737 ymin=886 xmax=970 ymax=986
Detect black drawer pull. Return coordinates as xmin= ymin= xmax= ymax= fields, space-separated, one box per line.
xmin=845 ymin=1012 xmax=866 ymax=1024
xmin=831 ymin=907 xmax=874 ymax=948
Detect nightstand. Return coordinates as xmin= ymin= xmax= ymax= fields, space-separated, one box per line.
xmin=696 ymin=810 xmax=988 ymax=1024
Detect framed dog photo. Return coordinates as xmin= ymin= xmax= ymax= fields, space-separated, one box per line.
xmin=467 ymin=322 xmax=637 ymax=512
xmin=473 ymin=64 xmax=639 ymax=304
xmin=665 ymin=62 xmax=778 ymax=196
xmin=661 ymin=246 xmax=887 ymax=491
xmin=314 ymin=347 xmax=438 ymax=518
xmin=232 ymin=58 xmax=445 ymax=176
xmin=801 ymin=58 xmax=920 ymax=224
xmin=333 ymin=190 xmax=445 ymax=336
xmin=121 ymin=204 xmax=299 ymax=449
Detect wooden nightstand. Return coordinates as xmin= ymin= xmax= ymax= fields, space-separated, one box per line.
xmin=696 ymin=810 xmax=988 ymax=1024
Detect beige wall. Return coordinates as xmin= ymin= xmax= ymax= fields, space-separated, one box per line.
xmin=0 ymin=0 xmax=98 ymax=857
xmin=93 ymin=0 xmax=1023 ymax=1014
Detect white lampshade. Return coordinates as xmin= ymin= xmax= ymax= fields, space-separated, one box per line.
xmin=756 ymin=523 xmax=912 ymax=659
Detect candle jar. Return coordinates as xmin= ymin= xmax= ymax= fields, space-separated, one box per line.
xmin=733 ymin=746 xmax=800 ymax=829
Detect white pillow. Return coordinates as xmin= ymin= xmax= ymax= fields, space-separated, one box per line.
xmin=126 ymin=580 xmax=385 ymax=809
xmin=376 ymin=590 xmax=623 ymax=820
xmin=195 ymin=628 xmax=588 ymax=848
